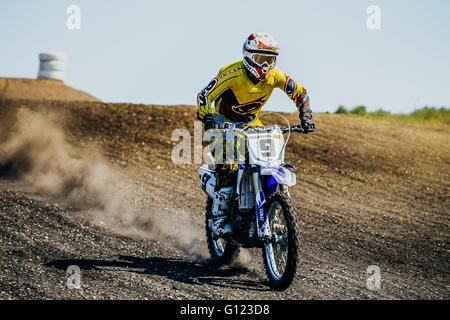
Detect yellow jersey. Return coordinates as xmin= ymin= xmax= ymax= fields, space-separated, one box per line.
xmin=197 ymin=60 xmax=308 ymax=123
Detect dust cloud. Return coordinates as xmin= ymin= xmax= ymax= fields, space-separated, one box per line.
xmin=0 ymin=107 xmax=208 ymax=262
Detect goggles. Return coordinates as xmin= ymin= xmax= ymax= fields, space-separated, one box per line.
xmin=252 ymin=53 xmax=277 ymax=67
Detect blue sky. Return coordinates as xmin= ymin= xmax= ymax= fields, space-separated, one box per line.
xmin=1 ymin=0 xmax=449 ymax=113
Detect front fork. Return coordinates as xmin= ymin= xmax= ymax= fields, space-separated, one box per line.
xmin=251 ymin=166 xmax=270 ymax=241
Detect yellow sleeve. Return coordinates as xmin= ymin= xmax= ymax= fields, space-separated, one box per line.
xmin=196 ymin=63 xmax=240 ymax=120
xmin=271 ymin=68 xmax=306 ymax=112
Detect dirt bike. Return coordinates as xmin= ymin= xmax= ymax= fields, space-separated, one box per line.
xmin=198 ymin=116 xmax=309 ymax=290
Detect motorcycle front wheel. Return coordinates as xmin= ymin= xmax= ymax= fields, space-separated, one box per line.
xmin=263 ymin=192 xmax=300 ymax=290
xmin=205 ymin=197 xmax=239 ymax=265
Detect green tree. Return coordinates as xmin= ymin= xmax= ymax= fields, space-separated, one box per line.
xmin=335 ymin=105 xmax=348 ymax=114
xmin=350 ymin=105 xmax=366 ymax=115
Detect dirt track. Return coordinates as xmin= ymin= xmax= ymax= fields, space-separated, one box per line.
xmin=0 ymin=98 xmax=448 ymax=299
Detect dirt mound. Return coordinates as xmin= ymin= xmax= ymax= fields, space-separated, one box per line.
xmin=0 ymin=98 xmax=448 ymax=299
xmin=0 ymin=78 xmax=99 ymax=102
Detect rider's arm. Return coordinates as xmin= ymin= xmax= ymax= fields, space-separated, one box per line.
xmin=271 ymin=68 xmax=312 ymax=121
xmin=196 ymin=63 xmax=241 ymax=121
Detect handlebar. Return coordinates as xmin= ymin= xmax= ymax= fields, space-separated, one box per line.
xmin=280 ymin=124 xmax=305 ymax=134
xmin=211 ymin=123 xmax=307 ymax=134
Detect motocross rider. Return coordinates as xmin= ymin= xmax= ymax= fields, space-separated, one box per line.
xmin=196 ymin=32 xmax=315 ymax=238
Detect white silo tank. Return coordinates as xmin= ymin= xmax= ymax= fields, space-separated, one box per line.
xmin=38 ymin=52 xmax=67 ymax=81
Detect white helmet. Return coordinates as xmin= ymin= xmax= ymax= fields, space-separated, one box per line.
xmin=243 ymin=32 xmax=280 ymax=81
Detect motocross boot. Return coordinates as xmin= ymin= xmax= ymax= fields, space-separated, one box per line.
xmin=212 ymin=186 xmax=233 ymax=239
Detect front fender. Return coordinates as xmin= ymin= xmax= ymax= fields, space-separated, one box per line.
xmin=261 ymin=166 xmax=296 ymax=187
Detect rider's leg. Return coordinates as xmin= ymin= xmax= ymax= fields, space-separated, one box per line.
xmin=211 ymin=164 xmax=238 ymax=237
xmin=211 ymin=188 xmax=233 ymax=237
xmin=209 ymin=126 xmax=239 ymax=237
xmin=208 ymin=119 xmax=249 ymax=237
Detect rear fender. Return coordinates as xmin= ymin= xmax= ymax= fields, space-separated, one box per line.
xmin=199 ymin=165 xmax=216 ymax=198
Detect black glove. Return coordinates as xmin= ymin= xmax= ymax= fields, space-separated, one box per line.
xmin=301 ymin=118 xmax=315 ymax=133
xmin=202 ymin=113 xmax=216 ymax=131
